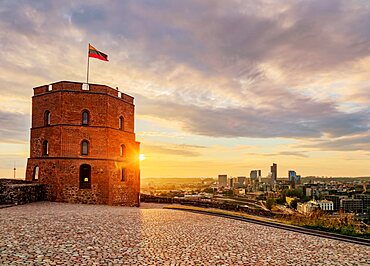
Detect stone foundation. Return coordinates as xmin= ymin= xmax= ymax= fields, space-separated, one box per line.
xmin=0 ymin=179 xmax=45 ymax=205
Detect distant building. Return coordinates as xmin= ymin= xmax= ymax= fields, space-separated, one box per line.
xmin=258 ymin=170 xmax=262 ymax=183
xmin=353 ymin=194 xmax=370 ymax=210
xmin=237 ymin=188 xmax=246 ymax=195
xmin=250 ymin=170 xmax=262 ymax=183
xmin=295 ymin=175 xmax=301 ymax=184
xmin=270 ymin=163 xmax=277 ymax=184
xmin=288 ymin=170 xmax=301 ymax=186
xmin=250 ymin=170 xmax=258 ymax=181
xmin=316 ymin=200 xmax=334 ymax=211
xmin=341 ymin=199 xmax=363 ymax=213
xmin=297 ymin=201 xmax=319 ymax=215
xmin=218 ymin=175 xmax=227 ymax=187
xmin=288 ymin=170 xmax=296 ymax=183
xmin=325 ymin=195 xmax=348 ymax=211
xmin=237 ymin=176 xmax=246 ymax=188
xmin=229 ymin=177 xmax=234 ymax=189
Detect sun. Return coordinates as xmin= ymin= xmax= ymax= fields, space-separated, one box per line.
xmin=139 ymin=154 xmax=146 ymax=161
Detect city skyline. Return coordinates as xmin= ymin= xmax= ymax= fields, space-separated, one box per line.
xmin=1 ymin=1 xmax=370 ymax=178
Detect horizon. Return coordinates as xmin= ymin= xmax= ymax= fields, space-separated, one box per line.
xmin=1 ymin=1 xmax=370 ymax=178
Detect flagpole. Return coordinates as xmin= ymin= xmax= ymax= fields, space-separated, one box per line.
xmin=86 ymin=43 xmax=90 ymax=84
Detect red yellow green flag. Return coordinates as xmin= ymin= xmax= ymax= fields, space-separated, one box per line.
xmin=88 ymin=44 xmax=108 ymax=61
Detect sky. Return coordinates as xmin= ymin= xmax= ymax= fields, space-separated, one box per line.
xmin=1 ymin=0 xmax=370 ymax=178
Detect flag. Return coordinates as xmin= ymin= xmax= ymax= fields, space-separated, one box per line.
xmin=88 ymin=44 xmax=109 ymax=61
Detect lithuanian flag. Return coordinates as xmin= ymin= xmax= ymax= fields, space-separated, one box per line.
xmin=88 ymin=44 xmax=109 ymax=61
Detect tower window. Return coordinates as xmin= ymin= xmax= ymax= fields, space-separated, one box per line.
xmin=44 ymin=111 xmax=51 ymax=126
xmin=80 ymin=164 xmax=91 ymax=189
xmin=82 ymin=110 xmax=89 ymax=125
xmin=33 ymin=166 xmax=39 ymax=180
xmin=81 ymin=140 xmax=89 ymax=155
xmin=121 ymin=168 xmax=126 ymax=181
xmin=119 ymin=116 xmax=124 ymax=130
xmin=120 ymin=144 xmax=126 ymax=157
xmin=42 ymin=140 xmax=49 ymax=156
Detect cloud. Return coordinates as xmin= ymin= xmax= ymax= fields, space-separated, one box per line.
xmin=301 ymin=132 xmax=370 ymax=151
xmin=246 ymin=151 xmax=308 ymax=158
xmin=0 ymin=0 xmax=370 ymax=154
xmin=137 ymin=94 xmax=369 ymax=139
xmin=141 ymin=143 xmax=206 ymax=157
xmin=0 ymin=110 xmax=29 ymax=144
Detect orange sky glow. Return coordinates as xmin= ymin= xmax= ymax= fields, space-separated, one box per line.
xmin=1 ymin=0 xmax=370 ymax=178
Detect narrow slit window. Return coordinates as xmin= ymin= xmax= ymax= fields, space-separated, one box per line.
xmin=121 ymin=168 xmax=126 ymax=181
xmin=42 ymin=140 xmax=49 ymax=156
xmin=120 ymin=144 xmax=126 ymax=157
xmin=119 ymin=116 xmax=124 ymax=130
xmin=82 ymin=110 xmax=89 ymax=125
xmin=33 ymin=166 xmax=39 ymax=180
xmin=44 ymin=111 xmax=51 ymax=126
xmin=81 ymin=140 xmax=89 ymax=155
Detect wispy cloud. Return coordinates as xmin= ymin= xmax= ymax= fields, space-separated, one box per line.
xmin=141 ymin=143 xmax=206 ymax=157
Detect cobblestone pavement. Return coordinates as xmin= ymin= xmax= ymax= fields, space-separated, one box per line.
xmin=0 ymin=202 xmax=369 ymax=265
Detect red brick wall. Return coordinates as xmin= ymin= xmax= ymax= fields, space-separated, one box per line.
xmin=26 ymin=81 xmax=140 ymax=206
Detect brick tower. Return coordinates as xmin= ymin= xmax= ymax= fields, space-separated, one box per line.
xmin=25 ymin=81 xmax=140 ymax=206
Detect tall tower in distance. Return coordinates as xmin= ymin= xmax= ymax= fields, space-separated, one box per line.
xmin=270 ymin=163 xmax=277 ymax=184
xmin=25 ymin=81 xmax=140 ymax=206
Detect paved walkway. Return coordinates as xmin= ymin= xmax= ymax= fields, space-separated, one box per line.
xmin=0 ymin=202 xmax=369 ymax=265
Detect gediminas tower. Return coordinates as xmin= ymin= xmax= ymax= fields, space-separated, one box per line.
xmin=25 ymin=81 xmax=140 ymax=206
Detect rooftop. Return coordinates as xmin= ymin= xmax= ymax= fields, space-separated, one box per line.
xmin=33 ymin=81 xmax=134 ymax=104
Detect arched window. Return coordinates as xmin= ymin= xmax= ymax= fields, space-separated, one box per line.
xmin=79 ymin=164 xmax=91 ymax=189
xmin=81 ymin=140 xmax=89 ymax=155
xmin=119 ymin=116 xmax=124 ymax=130
xmin=42 ymin=140 xmax=49 ymax=156
xmin=82 ymin=110 xmax=89 ymax=125
xmin=121 ymin=168 xmax=126 ymax=181
xmin=44 ymin=111 xmax=51 ymax=126
xmin=33 ymin=166 xmax=39 ymax=181
xmin=120 ymin=144 xmax=126 ymax=157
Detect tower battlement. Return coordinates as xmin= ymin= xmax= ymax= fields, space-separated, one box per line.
xmin=33 ymin=81 xmax=134 ymax=104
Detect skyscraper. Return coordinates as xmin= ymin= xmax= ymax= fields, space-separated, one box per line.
xmin=288 ymin=170 xmax=296 ymax=183
xmin=271 ymin=163 xmax=277 ymax=184
xmin=237 ymin=176 xmax=246 ymax=187
xmin=218 ymin=174 xmax=227 ymax=187
xmin=250 ymin=170 xmax=258 ymax=181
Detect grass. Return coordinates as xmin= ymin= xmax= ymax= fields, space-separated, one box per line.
xmin=164 ymin=205 xmax=370 ymax=239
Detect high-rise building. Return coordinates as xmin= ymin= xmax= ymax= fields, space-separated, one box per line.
xmin=270 ymin=163 xmax=277 ymax=184
xmin=250 ymin=170 xmax=258 ymax=181
xmin=229 ymin=177 xmax=234 ymax=188
xmin=288 ymin=170 xmax=296 ymax=183
xmin=237 ymin=176 xmax=246 ymax=187
xmin=218 ymin=174 xmax=227 ymax=187
xmin=250 ymin=170 xmax=262 ymax=183
xmin=295 ymin=175 xmax=301 ymax=184
xmin=258 ymin=170 xmax=262 ymax=183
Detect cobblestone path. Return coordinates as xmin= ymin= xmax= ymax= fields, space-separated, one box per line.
xmin=0 ymin=202 xmax=369 ymax=265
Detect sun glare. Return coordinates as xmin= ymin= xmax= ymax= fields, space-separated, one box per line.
xmin=139 ymin=154 xmax=146 ymax=161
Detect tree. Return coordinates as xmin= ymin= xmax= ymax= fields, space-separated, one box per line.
xmin=266 ymin=198 xmax=275 ymax=210
xmin=290 ymin=199 xmax=298 ymax=209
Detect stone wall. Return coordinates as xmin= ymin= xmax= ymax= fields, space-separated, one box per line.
xmin=0 ymin=179 xmax=45 ymax=205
